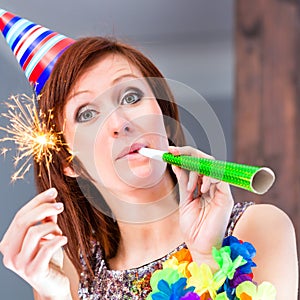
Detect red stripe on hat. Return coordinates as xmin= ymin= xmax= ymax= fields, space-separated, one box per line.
xmin=28 ymin=37 xmax=73 ymax=83
xmin=22 ymin=31 xmax=57 ymax=71
xmin=14 ymin=25 xmax=42 ymax=56
xmin=0 ymin=11 xmax=15 ymax=31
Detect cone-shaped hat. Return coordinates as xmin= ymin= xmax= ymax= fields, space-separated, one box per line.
xmin=0 ymin=9 xmax=75 ymax=94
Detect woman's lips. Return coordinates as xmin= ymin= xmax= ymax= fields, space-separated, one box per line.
xmin=117 ymin=143 xmax=147 ymax=160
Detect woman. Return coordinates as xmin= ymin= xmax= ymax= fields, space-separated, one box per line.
xmin=0 ymin=37 xmax=298 ymax=299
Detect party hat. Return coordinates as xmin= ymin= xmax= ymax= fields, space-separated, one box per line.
xmin=0 ymin=8 xmax=75 ymax=94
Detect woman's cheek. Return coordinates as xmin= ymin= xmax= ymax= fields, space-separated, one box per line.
xmin=71 ymin=122 xmax=108 ymax=182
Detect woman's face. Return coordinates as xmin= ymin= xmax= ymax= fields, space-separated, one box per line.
xmin=63 ymin=54 xmax=169 ymax=193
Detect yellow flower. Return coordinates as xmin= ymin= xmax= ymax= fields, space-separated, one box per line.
xmin=186 ymin=262 xmax=226 ymax=299
xmin=163 ymin=256 xmax=190 ymax=278
xmin=236 ymin=281 xmax=276 ymax=300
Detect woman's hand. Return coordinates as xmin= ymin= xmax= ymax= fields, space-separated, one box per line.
xmin=169 ymin=146 xmax=234 ymax=269
xmin=0 ymin=188 xmax=71 ymax=300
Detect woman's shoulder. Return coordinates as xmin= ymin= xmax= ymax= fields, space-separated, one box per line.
xmin=232 ymin=204 xmax=298 ymax=298
xmin=233 ymin=203 xmax=295 ymax=241
xmin=236 ymin=203 xmax=293 ymax=228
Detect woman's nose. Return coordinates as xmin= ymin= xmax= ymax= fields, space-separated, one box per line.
xmin=108 ymin=109 xmax=132 ymax=138
xmin=113 ymin=123 xmax=131 ymax=137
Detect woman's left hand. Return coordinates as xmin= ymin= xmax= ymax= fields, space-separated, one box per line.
xmin=169 ymin=146 xmax=234 ymax=269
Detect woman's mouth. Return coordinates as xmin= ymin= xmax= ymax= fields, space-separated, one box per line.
xmin=117 ymin=143 xmax=148 ymax=160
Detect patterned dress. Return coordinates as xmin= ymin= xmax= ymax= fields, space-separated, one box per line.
xmin=78 ymin=202 xmax=253 ymax=299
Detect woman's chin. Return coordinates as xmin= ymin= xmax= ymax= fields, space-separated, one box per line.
xmin=114 ymin=161 xmax=167 ymax=189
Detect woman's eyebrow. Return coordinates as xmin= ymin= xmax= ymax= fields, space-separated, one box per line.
xmin=112 ymin=74 xmax=139 ymax=85
xmin=69 ymin=90 xmax=92 ymax=99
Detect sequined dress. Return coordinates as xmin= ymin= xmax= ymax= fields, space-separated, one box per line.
xmin=78 ymin=202 xmax=253 ymax=299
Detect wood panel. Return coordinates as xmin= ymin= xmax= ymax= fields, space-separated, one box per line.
xmin=234 ymin=0 xmax=300 ymax=263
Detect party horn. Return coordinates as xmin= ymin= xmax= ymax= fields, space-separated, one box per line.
xmin=138 ymin=148 xmax=275 ymax=194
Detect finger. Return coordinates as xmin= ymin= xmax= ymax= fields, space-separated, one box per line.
xmin=20 ymin=222 xmax=63 ymax=264
xmin=187 ymin=171 xmax=199 ymax=192
xmin=211 ymin=178 xmax=221 ymax=184
xmin=50 ymin=247 xmax=64 ymax=269
xmin=201 ymin=176 xmax=212 ymax=194
xmin=16 ymin=188 xmax=58 ymax=218
xmin=169 ymin=146 xmax=213 ymax=159
xmin=171 ymin=165 xmax=192 ymax=204
xmin=202 ymin=187 xmax=233 ymax=228
xmin=209 ymin=181 xmax=225 ymax=200
xmin=169 ymin=147 xmax=196 ymax=193
xmin=30 ymin=236 xmax=67 ymax=276
xmin=172 ymin=165 xmax=188 ymax=187
xmin=168 ymin=146 xmax=181 ymax=156
xmin=18 ymin=202 xmax=64 ymax=229
xmin=2 ymin=203 xmax=64 ymax=259
xmin=212 ymin=182 xmax=232 ymax=203
xmin=43 ymin=215 xmax=58 ymax=226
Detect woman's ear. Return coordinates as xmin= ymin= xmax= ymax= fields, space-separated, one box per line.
xmin=63 ymin=165 xmax=79 ymax=178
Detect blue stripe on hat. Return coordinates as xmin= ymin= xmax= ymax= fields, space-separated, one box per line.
xmin=2 ymin=16 xmax=21 ymax=37
xmin=11 ymin=23 xmax=35 ymax=52
xmin=25 ymin=34 xmax=64 ymax=78
xmin=19 ymin=29 xmax=53 ymax=67
xmin=35 ymin=47 xmax=68 ymax=94
xmin=7 ymin=19 xmax=29 ymax=47
xmin=34 ymin=62 xmax=52 ymax=95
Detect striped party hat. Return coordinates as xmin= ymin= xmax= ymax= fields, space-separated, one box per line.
xmin=0 ymin=9 xmax=75 ymax=94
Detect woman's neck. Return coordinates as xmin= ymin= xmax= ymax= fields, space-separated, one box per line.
xmin=108 ymin=210 xmax=184 ymax=270
xmin=99 ymin=171 xmax=180 ymax=223
xmin=101 ymin=172 xmax=184 ymax=270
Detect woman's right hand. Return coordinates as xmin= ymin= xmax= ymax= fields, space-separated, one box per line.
xmin=0 ymin=188 xmax=71 ymax=300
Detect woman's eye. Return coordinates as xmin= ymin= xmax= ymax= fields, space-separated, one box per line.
xmin=121 ymin=89 xmax=144 ymax=105
xmin=76 ymin=108 xmax=99 ymax=123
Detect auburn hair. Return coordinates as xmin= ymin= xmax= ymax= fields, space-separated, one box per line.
xmin=35 ymin=36 xmax=185 ymax=276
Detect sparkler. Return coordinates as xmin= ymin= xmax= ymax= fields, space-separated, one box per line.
xmin=0 ymin=93 xmax=72 ymax=186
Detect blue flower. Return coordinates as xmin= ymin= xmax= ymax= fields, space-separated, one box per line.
xmin=222 ymin=236 xmax=256 ymax=274
xmin=217 ymin=278 xmax=235 ymax=300
xmin=151 ymin=277 xmax=195 ymax=300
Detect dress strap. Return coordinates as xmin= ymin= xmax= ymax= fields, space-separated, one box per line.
xmin=225 ymin=201 xmax=254 ymax=237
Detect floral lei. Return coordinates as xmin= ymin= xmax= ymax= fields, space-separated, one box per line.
xmin=147 ymin=236 xmax=276 ymax=300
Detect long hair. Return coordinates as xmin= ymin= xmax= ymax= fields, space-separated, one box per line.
xmin=35 ymin=36 xmax=185 ymax=276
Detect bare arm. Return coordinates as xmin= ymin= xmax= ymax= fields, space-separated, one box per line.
xmin=233 ymin=204 xmax=298 ymax=299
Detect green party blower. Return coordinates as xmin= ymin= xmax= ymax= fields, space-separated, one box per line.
xmin=138 ymin=148 xmax=275 ymax=194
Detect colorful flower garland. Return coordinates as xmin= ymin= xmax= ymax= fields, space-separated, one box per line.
xmin=147 ymin=236 xmax=276 ymax=300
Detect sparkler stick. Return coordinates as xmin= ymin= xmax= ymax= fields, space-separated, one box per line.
xmin=139 ymin=148 xmax=275 ymax=194
xmin=0 ymin=94 xmax=71 ymax=186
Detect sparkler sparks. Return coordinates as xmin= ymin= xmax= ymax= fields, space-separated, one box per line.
xmin=0 ymin=94 xmax=72 ymax=186
xmin=0 ymin=147 xmax=9 ymax=158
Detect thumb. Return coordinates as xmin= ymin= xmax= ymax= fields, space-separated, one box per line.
xmin=50 ymin=247 xmax=64 ymax=269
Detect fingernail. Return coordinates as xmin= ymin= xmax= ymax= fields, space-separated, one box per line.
xmin=171 ymin=165 xmax=179 ymax=175
xmin=60 ymin=236 xmax=68 ymax=245
xmin=187 ymin=181 xmax=192 ymax=191
xmin=45 ymin=188 xmax=57 ymax=197
xmin=200 ymin=185 xmax=206 ymax=194
xmin=54 ymin=202 xmax=63 ymax=210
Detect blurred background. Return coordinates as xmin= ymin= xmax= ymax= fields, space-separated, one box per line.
xmin=0 ymin=0 xmax=299 ymax=298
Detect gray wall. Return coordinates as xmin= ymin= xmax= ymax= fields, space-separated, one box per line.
xmin=0 ymin=1 xmax=234 ymax=298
